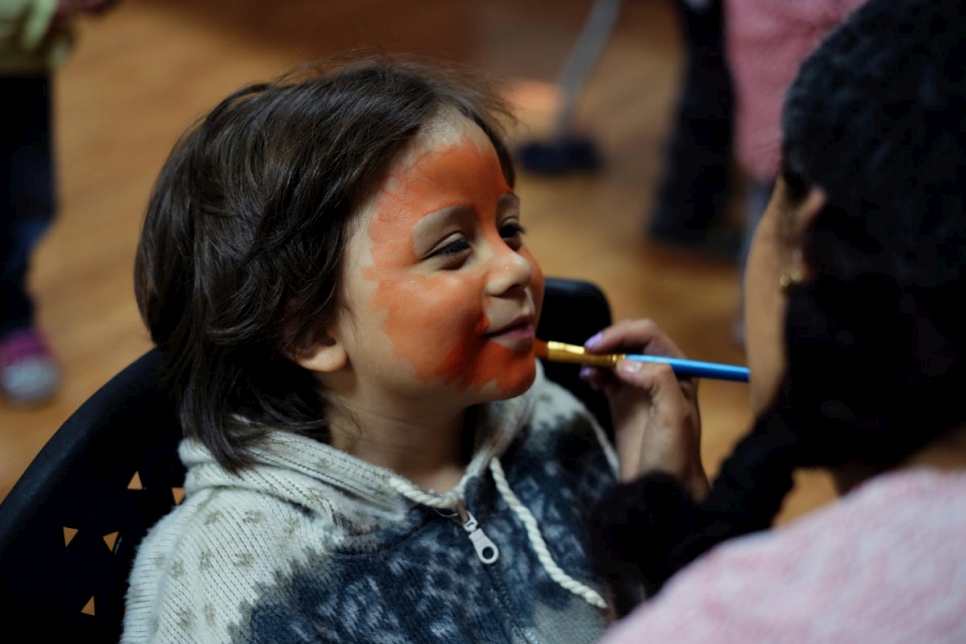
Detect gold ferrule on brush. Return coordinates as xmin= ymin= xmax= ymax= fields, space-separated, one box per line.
xmin=545 ymin=341 xmax=623 ymax=368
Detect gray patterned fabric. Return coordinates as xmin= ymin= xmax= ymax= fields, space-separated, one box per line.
xmin=122 ymin=365 xmax=618 ymax=643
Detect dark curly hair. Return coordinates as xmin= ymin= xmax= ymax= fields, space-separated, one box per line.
xmin=135 ymin=55 xmax=515 ymax=473
xmin=591 ymin=0 xmax=966 ymax=616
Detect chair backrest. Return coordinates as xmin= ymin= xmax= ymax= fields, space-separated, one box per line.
xmin=0 ymin=277 xmax=612 ymax=639
xmin=537 ymin=277 xmax=613 ymax=433
xmin=0 ymin=348 xmax=185 ymax=640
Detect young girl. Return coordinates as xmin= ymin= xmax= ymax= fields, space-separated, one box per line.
xmin=121 ymin=57 xmax=642 ymax=642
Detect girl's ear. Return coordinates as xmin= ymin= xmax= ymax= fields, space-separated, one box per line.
xmin=293 ymin=334 xmax=347 ymax=373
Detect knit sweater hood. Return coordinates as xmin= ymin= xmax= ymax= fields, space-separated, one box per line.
xmin=123 ymin=364 xmax=619 ymax=643
xmin=182 ymin=368 xmax=540 ymax=528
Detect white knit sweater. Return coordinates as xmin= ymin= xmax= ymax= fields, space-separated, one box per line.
xmin=122 ymin=365 xmax=619 ymax=643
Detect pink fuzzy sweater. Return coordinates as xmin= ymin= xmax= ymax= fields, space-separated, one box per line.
xmin=600 ymin=469 xmax=966 ymax=643
xmin=725 ymin=0 xmax=867 ymax=182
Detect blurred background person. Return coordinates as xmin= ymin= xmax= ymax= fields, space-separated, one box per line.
xmin=646 ymin=0 xmax=737 ymax=258
xmin=646 ymin=0 xmax=866 ymax=346
xmin=0 ymin=0 xmax=118 ymax=406
xmin=726 ymin=0 xmax=867 ymax=345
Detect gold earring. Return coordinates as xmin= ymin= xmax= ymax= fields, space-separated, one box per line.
xmin=779 ymin=270 xmax=804 ymax=292
xmin=780 ymin=248 xmax=804 ymax=293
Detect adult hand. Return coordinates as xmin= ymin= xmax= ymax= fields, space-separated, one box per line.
xmin=581 ymin=319 xmax=709 ymax=499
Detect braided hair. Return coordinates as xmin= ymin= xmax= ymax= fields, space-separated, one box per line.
xmin=592 ymin=0 xmax=966 ymax=616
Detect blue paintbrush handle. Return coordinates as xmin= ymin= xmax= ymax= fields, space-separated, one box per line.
xmin=623 ymin=354 xmax=750 ymax=382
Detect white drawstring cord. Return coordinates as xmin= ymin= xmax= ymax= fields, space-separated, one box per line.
xmin=389 ymin=463 xmax=607 ymax=610
xmin=489 ymin=459 xmax=607 ymax=609
xmin=388 ymin=477 xmax=454 ymax=509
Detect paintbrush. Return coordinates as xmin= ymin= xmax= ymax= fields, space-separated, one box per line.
xmin=534 ymin=339 xmax=750 ymax=382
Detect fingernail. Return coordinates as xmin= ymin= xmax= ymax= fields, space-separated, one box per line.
xmin=585 ymin=332 xmax=603 ymax=348
xmin=617 ymin=360 xmax=642 ymax=375
xmin=579 ymin=366 xmax=593 ymax=380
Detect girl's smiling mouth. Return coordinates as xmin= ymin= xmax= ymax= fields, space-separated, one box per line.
xmin=485 ymin=317 xmax=536 ymax=351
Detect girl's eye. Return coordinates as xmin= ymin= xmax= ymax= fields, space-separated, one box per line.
xmin=432 ymin=238 xmax=470 ymax=258
xmin=500 ymin=222 xmax=526 ymax=241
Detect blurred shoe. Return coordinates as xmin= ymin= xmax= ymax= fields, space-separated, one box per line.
xmin=517 ymin=136 xmax=602 ymax=175
xmin=0 ymin=327 xmax=61 ymax=405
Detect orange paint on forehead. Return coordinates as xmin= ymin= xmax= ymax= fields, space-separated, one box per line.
xmin=365 ymin=130 xmax=510 ymax=254
xmin=362 ymin=125 xmax=536 ymax=393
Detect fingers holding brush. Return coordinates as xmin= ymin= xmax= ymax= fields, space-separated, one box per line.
xmin=586 ymin=318 xmax=688 ymax=360
xmin=578 ymin=318 xmax=691 ymax=391
xmin=579 ymin=319 xmax=708 ymax=498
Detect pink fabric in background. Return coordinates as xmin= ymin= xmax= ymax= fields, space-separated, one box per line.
xmin=600 ymin=469 xmax=966 ymax=643
xmin=725 ymin=0 xmax=867 ymax=182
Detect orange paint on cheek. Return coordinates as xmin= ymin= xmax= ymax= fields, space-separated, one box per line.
xmin=362 ymin=129 xmax=536 ymax=394
xmin=433 ymin=341 xmax=530 ymax=392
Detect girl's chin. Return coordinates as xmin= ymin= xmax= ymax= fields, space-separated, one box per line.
xmin=482 ymin=363 xmax=538 ymax=401
xmin=439 ymin=356 xmax=538 ymax=404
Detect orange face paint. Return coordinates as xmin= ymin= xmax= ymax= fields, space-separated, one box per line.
xmin=361 ymin=118 xmax=544 ymax=396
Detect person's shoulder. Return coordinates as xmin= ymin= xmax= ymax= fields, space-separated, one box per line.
xmin=845 ymin=467 xmax=966 ymax=506
xmin=122 ymin=486 xmax=322 ymax=642
xmin=601 ymin=469 xmax=966 ymax=644
xmin=132 ymin=484 xmax=319 ymax=576
xmin=685 ymin=469 xmax=966 ymax=592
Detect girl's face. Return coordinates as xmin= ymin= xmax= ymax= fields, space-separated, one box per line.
xmin=329 ymin=112 xmax=544 ymax=409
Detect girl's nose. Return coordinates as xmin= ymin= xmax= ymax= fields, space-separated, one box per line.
xmin=485 ymin=242 xmax=534 ymax=296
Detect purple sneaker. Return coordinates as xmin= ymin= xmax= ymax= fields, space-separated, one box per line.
xmin=0 ymin=328 xmax=61 ymax=405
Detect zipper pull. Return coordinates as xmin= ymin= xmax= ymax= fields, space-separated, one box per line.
xmin=455 ymin=500 xmax=499 ymax=565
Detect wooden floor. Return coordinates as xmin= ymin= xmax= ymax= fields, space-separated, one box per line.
xmin=0 ymin=0 xmax=835 ymax=522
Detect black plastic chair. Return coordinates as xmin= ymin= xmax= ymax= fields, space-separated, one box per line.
xmin=0 ymin=277 xmax=612 ymax=640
